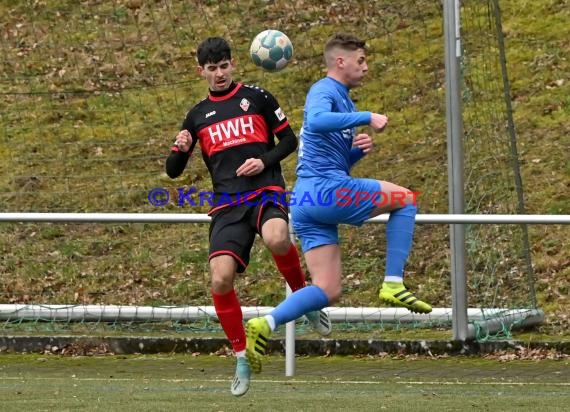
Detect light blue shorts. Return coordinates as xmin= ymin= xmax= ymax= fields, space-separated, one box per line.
xmin=290 ymin=176 xmax=381 ymax=252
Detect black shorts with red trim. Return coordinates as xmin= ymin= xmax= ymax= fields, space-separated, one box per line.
xmin=208 ymin=193 xmax=289 ymax=273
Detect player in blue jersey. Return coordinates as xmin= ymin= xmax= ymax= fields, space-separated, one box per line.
xmin=245 ymin=33 xmax=432 ymax=374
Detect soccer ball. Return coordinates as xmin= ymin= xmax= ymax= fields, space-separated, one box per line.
xmin=249 ymin=30 xmax=293 ymax=72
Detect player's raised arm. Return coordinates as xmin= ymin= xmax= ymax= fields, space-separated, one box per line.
xmin=165 ymin=128 xmax=196 ymax=178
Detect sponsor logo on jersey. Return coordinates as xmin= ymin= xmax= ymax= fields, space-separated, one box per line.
xmin=207 ymin=116 xmax=255 ymax=144
xmin=205 ymin=110 xmax=216 ymax=118
xmin=199 ymin=114 xmax=269 ymax=156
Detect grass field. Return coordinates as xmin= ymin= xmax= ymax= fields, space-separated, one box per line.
xmin=0 ymin=354 xmax=568 ymax=412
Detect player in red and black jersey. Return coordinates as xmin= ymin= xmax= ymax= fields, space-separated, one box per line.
xmin=169 ymin=80 xmax=293 ymax=210
xmin=165 ymin=37 xmax=330 ymax=397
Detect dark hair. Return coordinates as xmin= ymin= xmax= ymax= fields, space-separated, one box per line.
xmin=196 ymin=37 xmax=232 ymax=66
xmin=324 ymin=33 xmax=366 ymax=53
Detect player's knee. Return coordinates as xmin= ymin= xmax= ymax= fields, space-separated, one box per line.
xmin=400 ymin=190 xmax=421 ymax=208
xmin=394 ymin=202 xmax=417 ymax=217
xmin=264 ymin=234 xmax=290 ymax=255
xmin=315 ymin=282 xmax=342 ymax=304
xmin=210 ymin=271 xmax=234 ymax=294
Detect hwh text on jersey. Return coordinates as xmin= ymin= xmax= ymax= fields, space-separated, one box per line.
xmin=207 ymin=116 xmax=255 ymax=144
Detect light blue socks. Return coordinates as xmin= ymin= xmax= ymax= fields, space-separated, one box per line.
xmin=270 ymin=285 xmax=329 ymax=327
xmin=385 ymin=204 xmax=417 ymax=277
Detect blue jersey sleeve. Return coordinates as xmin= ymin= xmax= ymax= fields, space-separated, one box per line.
xmin=304 ymin=88 xmax=371 ymax=133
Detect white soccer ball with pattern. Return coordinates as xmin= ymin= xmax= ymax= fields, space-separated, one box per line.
xmin=250 ymin=30 xmax=293 ymax=72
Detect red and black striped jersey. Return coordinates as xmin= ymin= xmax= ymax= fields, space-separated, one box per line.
xmin=172 ymin=82 xmax=291 ymax=209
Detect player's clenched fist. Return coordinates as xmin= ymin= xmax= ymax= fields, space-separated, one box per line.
xmin=174 ymin=129 xmax=192 ymax=152
xmin=370 ymin=113 xmax=388 ymax=132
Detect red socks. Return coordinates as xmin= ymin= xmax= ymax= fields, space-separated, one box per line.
xmin=212 ymin=289 xmax=246 ymax=353
xmin=212 ymin=244 xmax=305 ymax=353
xmin=272 ymin=244 xmax=306 ymax=292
